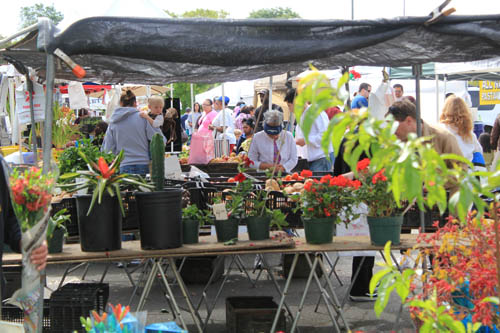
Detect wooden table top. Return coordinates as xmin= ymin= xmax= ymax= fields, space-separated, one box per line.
xmin=2 ymin=233 xmax=425 ymax=265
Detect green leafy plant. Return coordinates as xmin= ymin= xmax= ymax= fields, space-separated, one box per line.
xmin=182 ymin=204 xmax=213 ymax=226
xmin=58 ymin=150 xmax=153 ymax=216
xmin=52 ymin=103 xmax=81 ymax=149
xmin=47 ymin=209 xmax=69 ymax=240
xmin=58 ymin=138 xmax=114 ymax=176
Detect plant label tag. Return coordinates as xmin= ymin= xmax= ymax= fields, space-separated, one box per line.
xmin=165 ymin=155 xmax=182 ymax=180
xmin=213 ymin=203 xmax=228 ymax=220
xmin=411 ymin=229 xmax=419 ymax=235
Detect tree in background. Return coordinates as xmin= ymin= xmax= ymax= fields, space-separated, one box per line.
xmin=248 ymin=7 xmax=301 ymax=19
xmin=172 ymin=83 xmax=217 ymax=114
xmin=165 ymin=8 xmax=229 ymax=19
xmin=20 ymin=3 xmax=64 ymax=28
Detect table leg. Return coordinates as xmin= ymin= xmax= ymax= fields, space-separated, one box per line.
xmin=195 ymin=256 xmax=225 ymax=313
xmin=316 ymin=255 xmax=351 ymax=332
xmin=81 ymin=262 xmax=90 ymax=280
xmin=99 ymin=263 xmax=111 ymax=283
xmin=167 ymin=257 xmax=203 ymax=333
xmin=155 ymin=259 xmax=188 ymax=331
xmin=136 ymin=260 xmax=158 ymax=312
xmin=290 ymin=255 xmax=323 ymax=333
xmin=270 ymin=253 xmax=299 ymax=333
xmin=259 ymin=254 xmax=295 ymax=322
xmin=128 ymin=259 xmax=152 ymax=306
xmin=201 ymin=255 xmax=239 ymax=331
xmin=300 ymin=254 xmax=342 ymax=333
xmin=314 ymin=254 xmax=343 ymax=312
xmin=122 ymin=262 xmax=137 ymax=288
xmin=340 ymin=256 xmax=365 ymax=309
xmin=235 ymin=255 xmax=256 ymax=288
xmin=57 ymin=262 xmax=87 ymax=290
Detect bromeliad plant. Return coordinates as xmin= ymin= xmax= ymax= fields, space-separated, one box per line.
xmin=59 ymin=150 xmax=153 ymax=216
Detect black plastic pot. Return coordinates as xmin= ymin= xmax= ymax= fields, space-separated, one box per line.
xmin=48 ymin=227 xmax=65 ymax=254
xmin=245 ymin=216 xmax=270 ymax=241
xmin=214 ymin=218 xmax=239 ymax=242
xmin=75 ymin=194 xmax=122 ymax=252
xmin=135 ymin=189 xmax=183 ymax=250
xmin=182 ymin=219 xmax=200 ymax=244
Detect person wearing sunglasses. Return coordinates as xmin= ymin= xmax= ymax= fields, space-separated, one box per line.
xmin=351 ymin=83 xmax=371 ymax=110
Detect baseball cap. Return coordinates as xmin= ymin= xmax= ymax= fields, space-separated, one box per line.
xmin=216 ymin=96 xmax=230 ymax=104
xmin=258 ymin=89 xmax=269 ymax=95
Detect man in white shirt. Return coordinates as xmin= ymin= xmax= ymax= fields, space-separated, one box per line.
xmin=393 ymin=84 xmax=404 ymax=101
xmin=210 ymin=96 xmax=237 ymax=151
xmin=285 ymin=89 xmax=333 ymax=172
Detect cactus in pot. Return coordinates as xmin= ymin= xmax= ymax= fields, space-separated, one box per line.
xmin=150 ymin=132 xmax=165 ymax=192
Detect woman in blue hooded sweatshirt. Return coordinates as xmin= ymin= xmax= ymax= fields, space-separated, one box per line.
xmin=102 ymin=90 xmax=166 ymax=175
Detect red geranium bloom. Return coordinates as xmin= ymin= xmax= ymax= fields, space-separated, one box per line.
xmin=356 ymin=158 xmax=370 ymax=172
xmin=300 ymin=169 xmax=313 ymax=178
xmin=234 ymin=173 xmax=246 ymax=182
xmin=320 ymin=174 xmax=332 ymax=184
xmin=304 ymin=181 xmax=313 ymax=192
xmin=372 ymin=168 xmax=387 ymax=184
xmin=243 ymin=156 xmax=254 ymax=168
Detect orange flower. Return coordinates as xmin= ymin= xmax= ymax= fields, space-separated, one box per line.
xmin=356 ymin=158 xmax=370 ymax=172
xmin=98 ymin=157 xmax=116 ymax=179
xmin=300 ymin=169 xmax=313 ymax=178
xmin=304 ymin=181 xmax=313 ymax=192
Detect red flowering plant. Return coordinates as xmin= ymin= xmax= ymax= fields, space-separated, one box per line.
xmin=10 ymin=166 xmax=56 ymax=232
xmin=354 ymin=158 xmax=402 ymax=217
xmin=58 ymin=150 xmax=152 ymax=216
xmin=296 ymin=173 xmax=360 ymax=225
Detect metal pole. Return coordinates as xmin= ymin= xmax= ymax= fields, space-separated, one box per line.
xmin=403 ymin=0 xmax=406 ymax=16
xmin=221 ymin=83 xmax=227 ymax=155
xmin=26 ymin=76 xmax=37 ymax=163
xmin=190 ymin=83 xmax=194 ymax=110
xmin=435 ymin=74 xmax=440 ymax=123
xmin=0 ymin=22 xmax=39 ymax=49
xmin=42 ymin=54 xmax=55 ymax=174
xmin=170 ymin=83 xmax=173 ymax=108
xmin=351 ymin=0 xmax=354 ymax=20
xmin=269 ymin=76 xmax=273 ymax=113
xmin=413 ymin=64 xmax=425 ymax=233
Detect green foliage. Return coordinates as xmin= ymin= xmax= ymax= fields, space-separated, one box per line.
xmin=58 ymin=139 xmax=114 ymax=177
xmin=150 ymin=133 xmax=165 ymax=191
xmin=270 ymin=209 xmax=288 ymax=230
xmin=165 ymin=8 xmax=229 ymax=19
xmin=172 ymin=82 xmax=216 ymax=114
xmin=182 ymin=204 xmax=213 ymax=226
xmin=47 ymin=209 xmax=69 ymax=240
xmin=20 ymin=3 xmax=64 ymax=28
xmin=248 ymin=7 xmax=301 ymax=19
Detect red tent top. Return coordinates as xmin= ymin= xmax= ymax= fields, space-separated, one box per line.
xmin=58 ymin=84 xmax=112 ymax=94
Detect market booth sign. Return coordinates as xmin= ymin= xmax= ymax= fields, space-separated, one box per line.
xmin=15 ymin=82 xmax=45 ymax=125
xmin=479 ymin=81 xmax=500 ymax=105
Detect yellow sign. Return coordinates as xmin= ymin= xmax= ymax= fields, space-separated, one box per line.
xmin=479 ymin=81 xmax=500 ymax=105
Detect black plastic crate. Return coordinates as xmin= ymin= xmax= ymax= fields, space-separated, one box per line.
xmin=2 ymin=299 xmax=51 ymax=332
xmin=50 ymin=283 xmax=109 ymax=333
xmin=226 ymin=296 xmax=286 ymax=333
xmin=187 ymin=187 xmax=222 ymax=210
xmin=51 ymin=197 xmax=79 ymax=237
xmin=267 ymin=191 xmax=302 ymax=228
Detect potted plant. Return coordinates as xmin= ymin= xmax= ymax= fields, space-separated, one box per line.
xmin=296 ymin=173 xmax=360 ymax=244
xmin=354 ymin=158 xmax=405 ymax=246
xmin=59 ymin=150 xmax=152 ymax=252
xmin=182 ymin=204 xmax=212 ymax=244
xmin=135 ymin=133 xmax=184 ymax=250
xmin=47 ymin=209 xmax=70 ymax=253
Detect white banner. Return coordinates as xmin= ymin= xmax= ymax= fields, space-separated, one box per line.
xmin=68 ymin=81 xmax=89 ymax=109
xmin=15 ymin=82 xmax=45 ymax=125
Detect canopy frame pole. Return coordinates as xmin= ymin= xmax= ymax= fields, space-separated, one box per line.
xmin=222 ymin=83 xmax=227 ymax=156
xmin=413 ymin=64 xmax=425 ymax=233
xmin=190 ymin=83 xmax=194 ymax=110
xmin=269 ymin=76 xmax=273 ymax=113
xmin=42 ymin=54 xmax=55 ymax=174
xmin=0 ymin=22 xmax=39 ymax=49
xmin=26 ymin=75 xmax=38 ymax=163
xmin=435 ymin=74 xmax=440 ymax=123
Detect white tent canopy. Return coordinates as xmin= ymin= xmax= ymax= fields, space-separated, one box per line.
xmin=195 ymin=80 xmax=255 ymax=107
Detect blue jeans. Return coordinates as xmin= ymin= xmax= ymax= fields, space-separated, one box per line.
xmin=120 ymin=164 xmax=149 ymax=176
xmin=308 ymin=157 xmax=332 ymax=172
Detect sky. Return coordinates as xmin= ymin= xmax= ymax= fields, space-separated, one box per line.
xmin=2 ymin=0 xmax=500 ymax=37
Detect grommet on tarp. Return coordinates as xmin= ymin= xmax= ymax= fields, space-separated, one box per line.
xmin=53 ymin=48 xmax=86 ymax=78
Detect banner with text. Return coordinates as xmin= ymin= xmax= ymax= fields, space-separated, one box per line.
xmin=479 ymin=81 xmax=500 ymax=105
xmin=15 ymin=82 xmax=45 ymax=125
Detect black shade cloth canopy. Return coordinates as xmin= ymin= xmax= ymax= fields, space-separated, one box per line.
xmin=2 ymin=15 xmax=500 ymax=84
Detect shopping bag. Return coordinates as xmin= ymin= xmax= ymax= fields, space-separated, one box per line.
xmin=188 ymin=131 xmax=214 ymax=164
xmin=214 ymin=138 xmax=229 ymax=158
